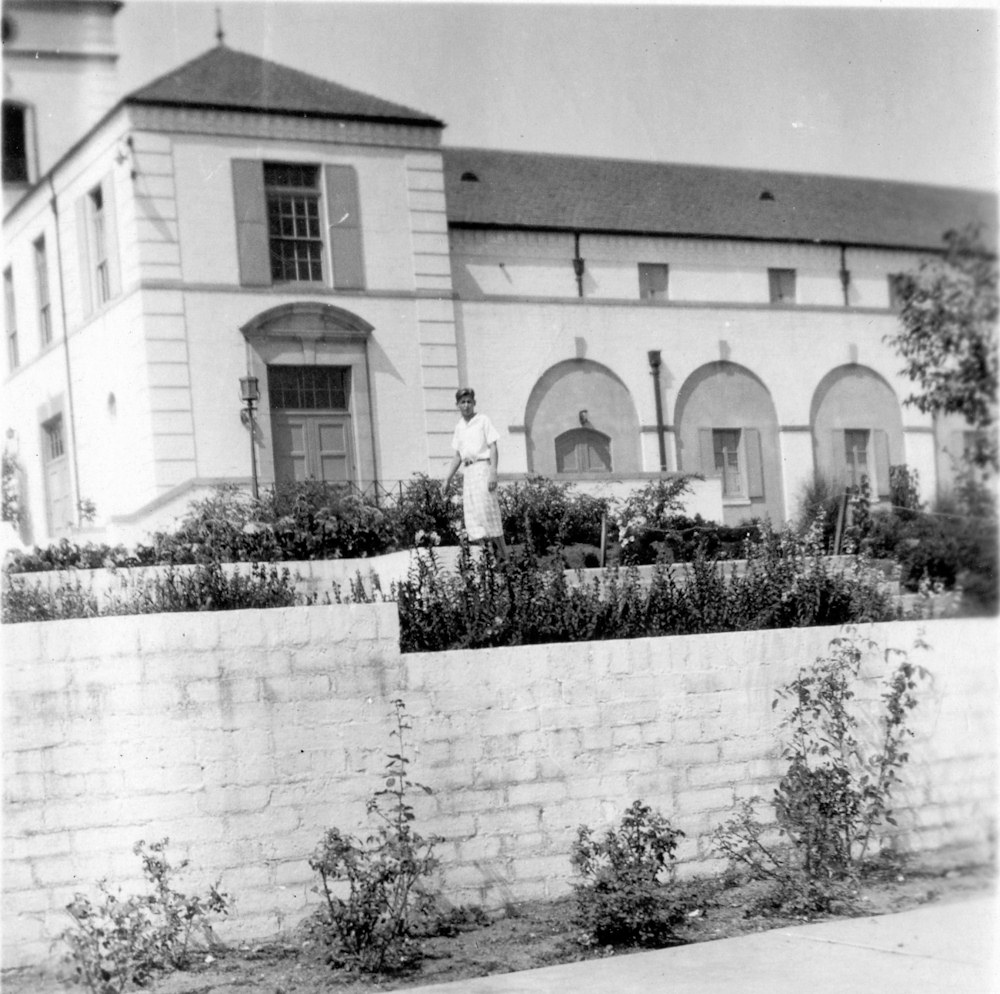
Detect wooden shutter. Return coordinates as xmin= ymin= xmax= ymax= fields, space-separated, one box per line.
xmin=872 ymin=429 xmax=891 ymax=497
xmin=324 ymin=164 xmax=365 ymax=290
xmin=698 ymin=429 xmax=715 ymax=475
xmin=744 ymin=427 xmax=764 ymax=498
xmin=829 ymin=429 xmax=846 ymax=488
xmin=101 ymin=174 xmax=122 ymax=298
xmin=231 ymin=159 xmax=271 ymax=286
xmin=75 ymin=195 xmax=93 ymax=319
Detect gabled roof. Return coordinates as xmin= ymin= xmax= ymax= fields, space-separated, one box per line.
xmin=443 ymin=147 xmax=998 ymax=252
xmin=127 ymin=44 xmax=443 ymax=128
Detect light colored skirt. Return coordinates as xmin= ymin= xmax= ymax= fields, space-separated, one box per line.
xmin=461 ymin=461 xmax=504 ymax=540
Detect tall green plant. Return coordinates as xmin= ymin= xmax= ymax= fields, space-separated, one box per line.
xmin=713 ymin=628 xmax=928 ymax=914
xmin=308 ymin=700 xmax=441 ymax=973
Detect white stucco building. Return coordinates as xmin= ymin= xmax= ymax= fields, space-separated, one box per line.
xmin=2 ymin=1 xmax=995 ymax=546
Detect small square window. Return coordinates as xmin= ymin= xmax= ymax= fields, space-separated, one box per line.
xmin=768 ymin=268 xmax=796 ymax=304
xmin=638 ymin=263 xmax=669 ymax=301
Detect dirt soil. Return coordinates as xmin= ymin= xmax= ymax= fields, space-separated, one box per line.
xmin=11 ymin=854 xmax=992 ymax=994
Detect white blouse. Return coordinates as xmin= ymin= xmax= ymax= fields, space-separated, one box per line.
xmin=452 ymin=413 xmax=500 ymax=462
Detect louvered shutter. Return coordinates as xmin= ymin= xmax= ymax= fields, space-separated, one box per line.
xmin=698 ymin=429 xmax=715 ymax=475
xmin=872 ymin=430 xmax=891 ymax=498
xmin=101 ymin=174 xmax=122 ymax=299
xmin=324 ymin=165 xmax=365 ymax=290
xmin=744 ymin=428 xmax=764 ymax=498
xmin=231 ymin=160 xmax=271 ymax=286
xmin=75 ymin=196 xmax=93 ymax=319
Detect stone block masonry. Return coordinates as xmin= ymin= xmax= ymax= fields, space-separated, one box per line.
xmin=2 ymin=612 xmax=996 ymax=970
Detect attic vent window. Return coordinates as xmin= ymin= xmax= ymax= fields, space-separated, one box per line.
xmin=759 ymin=190 xmax=775 ymax=201
xmin=461 ymin=171 xmax=480 ymax=182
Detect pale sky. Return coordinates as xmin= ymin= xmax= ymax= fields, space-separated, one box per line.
xmin=116 ymin=1 xmax=999 ymax=192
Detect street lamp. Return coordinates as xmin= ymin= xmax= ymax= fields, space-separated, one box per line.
xmin=239 ymin=375 xmax=260 ymax=499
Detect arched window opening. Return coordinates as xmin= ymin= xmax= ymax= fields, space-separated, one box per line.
xmin=555 ymin=427 xmax=611 ymax=474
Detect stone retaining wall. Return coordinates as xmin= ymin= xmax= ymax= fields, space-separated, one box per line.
xmin=2 ymin=611 xmax=995 ymax=970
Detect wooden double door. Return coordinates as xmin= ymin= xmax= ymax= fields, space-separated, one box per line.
xmin=269 ymin=365 xmax=355 ymax=485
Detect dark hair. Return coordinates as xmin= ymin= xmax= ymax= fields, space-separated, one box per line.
xmin=455 ymin=387 xmax=475 ymax=402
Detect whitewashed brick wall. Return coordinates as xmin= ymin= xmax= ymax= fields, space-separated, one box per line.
xmin=2 ymin=612 xmax=995 ymax=971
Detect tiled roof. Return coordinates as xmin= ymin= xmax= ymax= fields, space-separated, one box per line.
xmin=443 ymin=147 xmax=997 ymax=252
xmin=127 ymin=45 xmax=443 ymax=127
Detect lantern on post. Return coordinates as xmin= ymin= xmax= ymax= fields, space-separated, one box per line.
xmin=239 ymin=375 xmax=260 ymax=499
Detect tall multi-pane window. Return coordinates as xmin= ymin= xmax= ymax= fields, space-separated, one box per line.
xmin=4 ymin=267 xmax=18 ymax=371
xmin=844 ymin=429 xmax=870 ymax=487
xmin=89 ymin=185 xmax=111 ymax=304
xmin=638 ymin=263 xmax=669 ymax=301
xmin=713 ymin=429 xmax=744 ymax=497
xmin=768 ymin=268 xmax=796 ymax=304
xmin=34 ymin=236 xmax=51 ymax=346
xmin=265 ymin=163 xmax=324 ymax=282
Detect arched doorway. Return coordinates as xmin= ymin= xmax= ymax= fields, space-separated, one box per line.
xmin=240 ymin=302 xmax=377 ymax=487
xmin=674 ymin=361 xmax=783 ymax=523
xmin=525 ymin=360 xmax=640 ymax=476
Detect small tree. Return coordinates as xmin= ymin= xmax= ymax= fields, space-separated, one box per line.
xmin=885 ymin=226 xmax=998 ymax=471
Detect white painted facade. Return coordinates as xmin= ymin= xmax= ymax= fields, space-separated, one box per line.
xmin=1 ymin=3 xmax=991 ymax=546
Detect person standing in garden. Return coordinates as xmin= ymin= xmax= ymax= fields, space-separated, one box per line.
xmin=443 ymin=387 xmax=510 ymax=561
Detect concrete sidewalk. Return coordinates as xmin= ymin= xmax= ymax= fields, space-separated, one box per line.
xmin=406 ymin=895 xmax=998 ymax=994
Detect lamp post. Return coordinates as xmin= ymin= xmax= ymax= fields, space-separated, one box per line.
xmin=239 ymin=375 xmax=260 ymax=499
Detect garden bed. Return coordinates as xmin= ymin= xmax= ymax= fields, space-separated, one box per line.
xmin=7 ymin=854 xmax=990 ymax=994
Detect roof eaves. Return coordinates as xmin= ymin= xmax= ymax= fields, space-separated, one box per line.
xmin=125 ymin=95 xmax=444 ymax=129
xmin=445 ymin=219 xmax=948 ymax=255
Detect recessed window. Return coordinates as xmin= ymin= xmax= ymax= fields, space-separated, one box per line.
xmin=265 ymin=163 xmax=324 ymax=282
xmin=638 ymin=263 xmax=669 ymax=301
xmin=759 ymin=190 xmax=775 ymax=202
xmin=88 ymin=184 xmax=112 ymax=305
xmin=2 ymin=101 xmax=29 ymax=184
xmin=460 ymin=171 xmax=479 ymax=182
xmin=887 ymin=273 xmax=907 ymax=311
xmin=4 ymin=267 xmax=18 ymax=371
xmin=768 ymin=268 xmax=796 ymax=304
xmin=268 ymin=365 xmax=350 ymax=411
xmin=713 ymin=429 xmax=744 ymax=498
xmin=34 ymin=236 xmax=51 ymax=346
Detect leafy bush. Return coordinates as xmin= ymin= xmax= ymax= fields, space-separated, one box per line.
xmin=613 ymin=477 xmax=695 ymax=564
xmin=308 ymin=700 xmax=441 ymax=974
xmin=713 ymin=628 xmax=928 ymax=915
xmin=390 ymin=473 xmax=461 ymax=549
xmin=571 ymin=800 xmax=688 ymax=948
xmin=62 ymin=839 xmax=229 ymax=994
xmin=394 ymin=524 xmax=897 ymax=653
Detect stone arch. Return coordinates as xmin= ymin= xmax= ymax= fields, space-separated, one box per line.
xmin=524 ymin=360 xmax=640 ymax=475
xmin=674 ymin=361 xmax=783 ymax=522
xmin=810 ymin=365 xmax=904 ymax=497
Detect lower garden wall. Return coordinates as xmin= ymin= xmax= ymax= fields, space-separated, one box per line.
xmin=2 ymin=610 xmax=996 ymax=970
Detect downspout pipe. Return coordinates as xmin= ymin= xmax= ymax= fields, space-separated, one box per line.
xmin=648 ymin=350 xmax=667 ymax=472
xmin=572 ymin=232 xmax=585 ymax=298
xmin=48 ymin=176 xmax=83 ymax=528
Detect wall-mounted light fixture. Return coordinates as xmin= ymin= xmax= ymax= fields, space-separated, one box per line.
xmin=579 ymin=409 xmax=589 ymax=426
xmin=239 ymin=375 xmax=260 ymax=498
